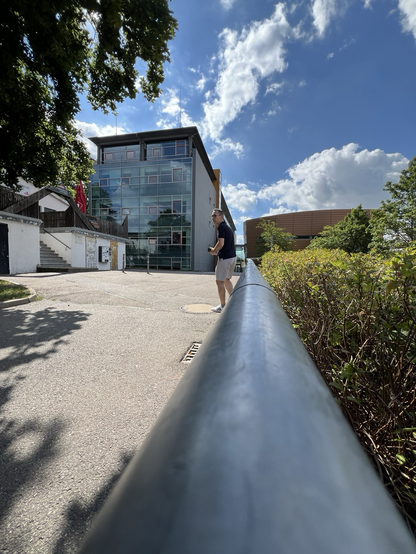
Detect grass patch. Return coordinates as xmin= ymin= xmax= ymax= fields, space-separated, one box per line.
xmin=0 ymin=279 xmax=32 ymax=302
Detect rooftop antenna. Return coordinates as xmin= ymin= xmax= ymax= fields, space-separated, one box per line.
xmin=179 ymin=88 xmax=182 ymax=128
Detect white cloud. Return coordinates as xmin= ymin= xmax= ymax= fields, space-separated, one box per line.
xmin=398 ymin=0 xmax=416 ymax=39
xmin=311 ymin=0 xmax=348 ymax=36
xmin=156 ymin=89 xmax=198 ymax=129
xmin=220 ymin=0 xmax=238 ymax=9
xmin=74 ymin=120 xmax=125 ymax=157
xmin=196 ymin=75 xmax=207 ymax=91
xmin=209 ymin=137 xmax=244 ymax=158
xmin=265 ymin=82 xmax=284 ymax=95
xmin=258 ymin=144 xmax=408 ymax=211
xmin=202 ymin=4 xmax=292 ymax=142
xmin=261 ymin=206 xmax=293 ymax=216
xmin=189 ymin=67 xmax=207 ymax=91
xmin=222 ymin=183 xmax=258 ymax=212
xmin=234 ymin=215 xmax=252 ymax=224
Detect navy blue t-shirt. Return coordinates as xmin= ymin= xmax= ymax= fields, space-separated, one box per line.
xmin=217 ymin=220 xmax=236 ymax=259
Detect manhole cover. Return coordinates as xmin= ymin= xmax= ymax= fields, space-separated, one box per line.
xmin=180 ymin=303 xmax=213 ymax=314
xmin=181 ymin=342 xmax=202 ymax=363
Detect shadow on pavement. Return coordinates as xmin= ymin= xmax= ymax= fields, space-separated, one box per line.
xmin=52 ymin=451 xmax=134 ymax=554
xmin=0 ymin=395 xmax=66 ymax=526
xmin=0 ymin=306 xmax=90 ymax=374
xmin=0 ymin=306 xmax=91 ymax=547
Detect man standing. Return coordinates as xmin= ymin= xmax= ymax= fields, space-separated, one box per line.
xmin=209 ymin=209 xmax=236 ymax=313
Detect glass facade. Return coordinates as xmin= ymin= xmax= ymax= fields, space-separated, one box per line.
xmin=91 ymin=140 xmax=192 ymax=270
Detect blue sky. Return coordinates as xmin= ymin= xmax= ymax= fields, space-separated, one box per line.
xmin=76 ymin=0 xmax=416 ymax=242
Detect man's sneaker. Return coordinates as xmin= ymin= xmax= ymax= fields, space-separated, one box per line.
xmin=211 ymin=304 xmax=223 ymax=313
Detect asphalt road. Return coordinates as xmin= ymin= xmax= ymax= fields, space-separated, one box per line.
xmin=0 ymin=269 xmax=226 ymax=553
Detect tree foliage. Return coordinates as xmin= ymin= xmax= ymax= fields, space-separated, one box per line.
xmin=0 ymin=0 xmax=177 ymax=190
xmin=255 ymin=219 xmax=294 ymax=256
xmin=369 ymin=156 xmax=416 ymax=255
xmin=308 ymin=205 xmax=372 ymax=253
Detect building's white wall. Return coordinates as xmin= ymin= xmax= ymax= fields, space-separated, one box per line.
xmin=192 ymin=151 xmax=216 ymax=272
xmin=18 ymin=179 xmax=69 ymax=212
xmin=71 ymin=234 xmax=87 ymax=267
xmin=5 ymin=217 xmax=41 ymax=274
xmin=41 ymin=232 xmax=72 ymax=264
xmin=41 ymin=231 xmax=127 ymax=270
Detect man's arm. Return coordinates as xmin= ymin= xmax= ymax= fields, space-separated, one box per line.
xmin=209 ymin=237 xmax=224 ymax=255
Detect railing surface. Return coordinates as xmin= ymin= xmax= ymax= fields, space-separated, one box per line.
xmin=79 ymin=260 xmax=416 ymax=554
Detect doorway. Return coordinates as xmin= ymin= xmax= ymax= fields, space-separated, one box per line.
xmin=0 ymin=223 xmax=9 ymax=274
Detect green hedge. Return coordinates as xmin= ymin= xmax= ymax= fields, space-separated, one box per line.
xmin=260 ymin=246 xmax=416 ymax=533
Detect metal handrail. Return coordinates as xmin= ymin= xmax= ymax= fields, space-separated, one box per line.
xmin=41 ymin=227 xmax=71 ymax=250
xmin=79 ymin=260 xmax=416 ymax=554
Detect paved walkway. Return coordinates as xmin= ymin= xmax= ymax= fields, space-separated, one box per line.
xmin=0 ymin=269 xmax=230 ymax=553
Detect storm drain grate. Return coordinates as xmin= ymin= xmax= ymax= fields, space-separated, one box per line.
xmin=181 ymin=342 xmax=202 ymax=364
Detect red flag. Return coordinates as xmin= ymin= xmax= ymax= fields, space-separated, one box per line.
xmin=75 ymin=181 xmax=86 ymax=213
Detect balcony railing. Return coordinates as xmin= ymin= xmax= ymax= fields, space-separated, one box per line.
xmin=79 ymin=260 xmax=416 ymax=554
xmin=41 ymin=211 xmax=128 ymax=239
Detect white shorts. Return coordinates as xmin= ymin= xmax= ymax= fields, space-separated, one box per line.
xmin=216 ymin=257 xmax=237 ymax=281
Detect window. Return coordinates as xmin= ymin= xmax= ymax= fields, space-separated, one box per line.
xmin=152 ymin=148 xmax=162 ymax=157
xmin=172 ymin=200 xmax=181 ymax=213
xmin=121 ymin=177 xmax=130 ymax=186
xmin=148 ymin=207 xmax=158 ymax=215
xmin=121 ymin=208 xmax=130 ymax=215
xmin=176 ymin=140 xmax=186 ymax=155
xmin=100 ymin=208 xmax=109 ymax=216
xmin=172 ymin=232 xmax=181 ymax=244
xmin=105 ymin=152 xmax=113 ymax=161
xmin=172 ymin=168 xmax=182 ymax=182
xmin=126 ymin=150 xmax=135 ymax=159
xmin=148 ymin=175 xmax=158 ymax=184
xmin=99 ymin=179 xmax=108 ymax=186
xmin=148 ymin=238 xmax=157 ymax=245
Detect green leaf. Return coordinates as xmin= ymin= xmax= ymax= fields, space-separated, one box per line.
xmin=346 ymin=395 xmax=361 ymax=405
xmin=385 ymin=280 xmax=398 ymax=295
xmin=396 ymin=454 xmax=406 ymax=464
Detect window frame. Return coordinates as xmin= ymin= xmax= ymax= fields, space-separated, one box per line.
xmin=172 ymin=231 xmax=182 ymax=244
xmin=172 ymin=168 xmax=182 ymax=182
xmin=176 ymin=140 xmax=186 ymax=155
xmin=172 ymin=200 xmax=182 ymax=213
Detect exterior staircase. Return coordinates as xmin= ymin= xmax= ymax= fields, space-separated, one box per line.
xmin=38 ymin=241 xmax=71 ymax=272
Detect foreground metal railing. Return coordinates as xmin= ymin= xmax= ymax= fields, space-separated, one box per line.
xmin=79 ymin=260 xmax=416 ymax=554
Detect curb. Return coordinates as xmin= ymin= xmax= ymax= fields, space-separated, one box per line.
xmin=0 ymin=280 xmax=38 ymax=309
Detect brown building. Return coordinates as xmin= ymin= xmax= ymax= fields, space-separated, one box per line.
xmin=244 ymin=209 xmax=370 ymax=258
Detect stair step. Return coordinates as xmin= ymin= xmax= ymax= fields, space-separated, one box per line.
xmin=39 ymin=240 xmax=70 ymax=268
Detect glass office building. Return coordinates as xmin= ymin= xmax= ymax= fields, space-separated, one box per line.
xmin=89 ymin=127 xmax=230 ymax=271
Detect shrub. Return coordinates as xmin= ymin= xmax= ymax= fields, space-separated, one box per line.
xmin=260 ymin=246 xmax=416 ymax=533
